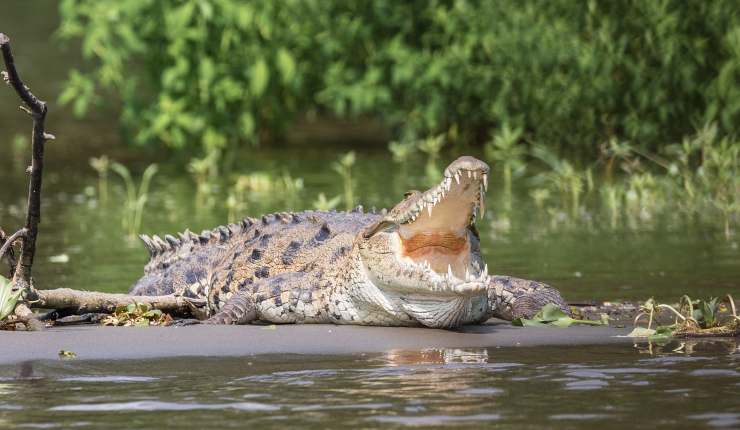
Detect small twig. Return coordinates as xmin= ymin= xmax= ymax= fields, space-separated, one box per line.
xmin=0 ymin=228 xmax=27 ymax=263
xmin=0 ymin=228 xmax=19 ymax=277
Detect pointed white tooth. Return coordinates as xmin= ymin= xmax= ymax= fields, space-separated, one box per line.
xmin=454 ymin=172 xmax=460 ymax=184
xmin=465 ymin=268 xmax=471 ymax=281
xmin=483 ymin=264 xmax=488 ymax=279
xmin=467 ymin=170 xmax=472 ymax=178
xmin=483 ymin=173 xmax=488 ymax=191
xmin=473 ymin=171 xmax=478 ymax=179
xmin=448 ymin=264 xmax=454 ymax=278
xmin=427 ymin=204 xmax=433 ymax=217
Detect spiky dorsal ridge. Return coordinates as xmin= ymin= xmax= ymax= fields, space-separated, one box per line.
xmin=137 ymin=207 xmax=388 ymax=273
xmin=139 ymin=217 xmax=258 ymax=273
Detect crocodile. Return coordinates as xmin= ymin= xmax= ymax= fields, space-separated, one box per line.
xmin=130 ymin=156 xmax=568 ymax=327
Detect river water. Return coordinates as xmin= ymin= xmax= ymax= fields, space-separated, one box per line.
xmin=0 ymin=342 xmax=738 ymax=429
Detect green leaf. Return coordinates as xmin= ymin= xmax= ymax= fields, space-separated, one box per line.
xmin=513 ymin=303 xmax=607 ymax=328
xmin=276 ymin=49 xmax=296 ymax=84
xmin=0 ymin=276 xmax=22 ymax=321
xmin=250 ymin=58 xmax=269 ymax=97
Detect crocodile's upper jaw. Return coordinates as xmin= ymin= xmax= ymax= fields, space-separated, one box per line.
xmin=359 ymin=156 xmax=490 ymax=296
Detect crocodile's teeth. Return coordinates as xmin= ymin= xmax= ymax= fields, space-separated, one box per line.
xmin=454 ymin=172 xmax=460 ymax=184
xmin=473 ymin=171 xmax=478 ymax=179
xmin=448 ymin=264 xmax=454 ymax=279
xmin=465 ymin=268 xmax=471 ymax=281
xmin=467 ymin=170 xmax=472 ymax=178
xmin=482 ymin=264 xmax=488 ymax=279
xmin=427 ymin=204 xmax=433 ymax=217
xmin=483 ymin=173 xmax=488 ymax=191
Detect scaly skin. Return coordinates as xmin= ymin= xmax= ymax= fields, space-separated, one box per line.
xmin=130 ymin=156 xmax=568 ymax=327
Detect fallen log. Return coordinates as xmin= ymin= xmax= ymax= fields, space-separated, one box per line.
xmin=32 ymin=289 xmax=205 ymax=316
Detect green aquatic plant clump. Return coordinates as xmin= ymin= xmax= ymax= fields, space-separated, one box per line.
xmin=57 ymin=0 xmax=740 ymax=157
xmin=101 ymin=303 xmax=173 ymax=327
xmin=513 ymin=303 xmax=608 ymax=328
xmin=0 ymin=276 xmax=21 ymax=321
xmin=627 ymin=295 xmax=740 ymax=339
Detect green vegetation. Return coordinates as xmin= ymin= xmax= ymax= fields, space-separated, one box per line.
xmin=54 ymin=0 xmax=739 ymax=237
xmin=332 ymin=151 xmax=356 ymax=210
xmin=513 ymin=303 xmax=608 ymax=327
xmin=0 ymin=276 xmax=21 ymax=321
xmin=486 ymin=124 xmax=739 ymax=238
xmin=89 ymin=156 xmax=110 ymax=204
xmin=110 ymin=162 xmax=158 ymax=239
xmin=485 ymin=124 xmax=525 ymax=199
xmin=57 ymin=0 xmax=740 ymax=160
xmin=628 ymin=295 xmax=739 ymax=339
xmin=101 ymin=302 xmax=173 ymax=326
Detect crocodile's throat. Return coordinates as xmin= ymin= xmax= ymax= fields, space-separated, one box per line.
xmin=397 ymin=164 xmax=485 ymax=278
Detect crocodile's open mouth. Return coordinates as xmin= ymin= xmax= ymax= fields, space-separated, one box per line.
xmin=397 ymin=159 xmax=488 ymax=282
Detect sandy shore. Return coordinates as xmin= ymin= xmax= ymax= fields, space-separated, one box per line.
xmin=0 ymin=320 xmax=632 ymax=365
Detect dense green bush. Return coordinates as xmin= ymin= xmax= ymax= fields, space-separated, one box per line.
xmin=57 ymin=0 xmax=740 ymax=156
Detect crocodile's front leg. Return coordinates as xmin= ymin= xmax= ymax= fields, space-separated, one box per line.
xmin=207 ymin=272 xmax=316 ymax=325
xmin=486 ymin=276 xmax=569 ymax=321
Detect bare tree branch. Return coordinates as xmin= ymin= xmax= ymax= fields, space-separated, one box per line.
xmin=0 ymin=33 xmax=52 ymax=288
